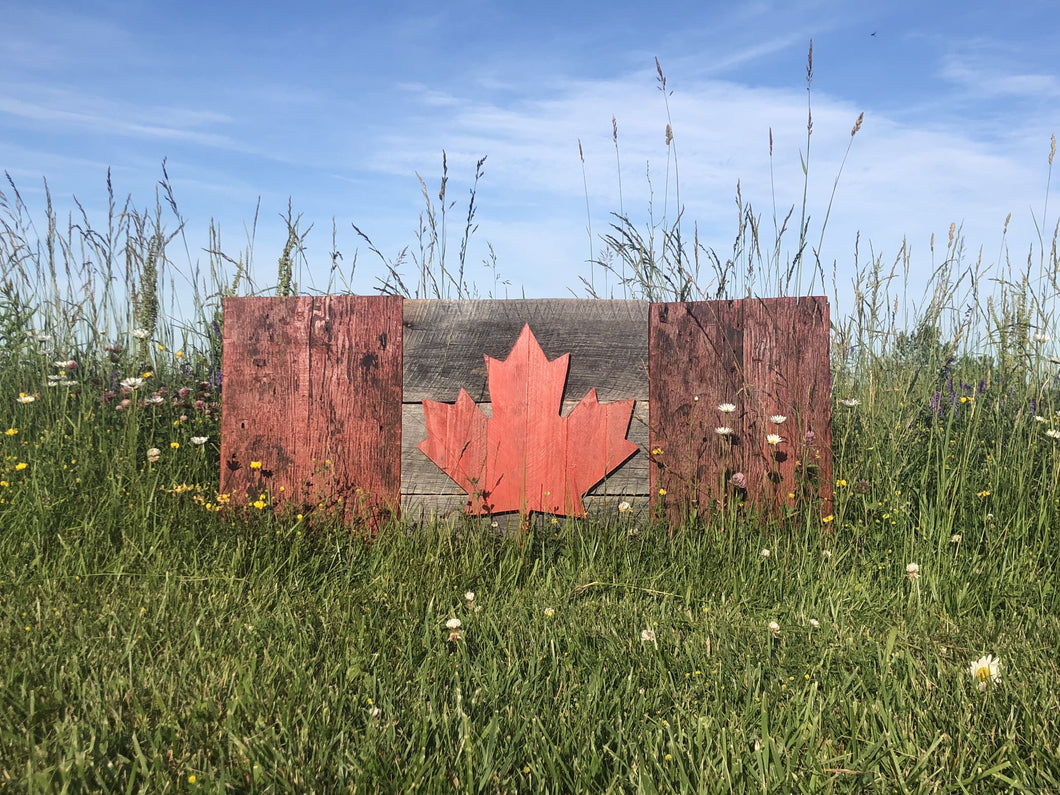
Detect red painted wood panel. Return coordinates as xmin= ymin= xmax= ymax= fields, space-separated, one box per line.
xmin=649 ymin=297 xmax=831 ymax=524
xmin=220 ymin=295 xmax=402 ymax=529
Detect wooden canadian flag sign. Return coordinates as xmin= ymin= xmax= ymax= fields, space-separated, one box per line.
xmin=220 ymin=297 xmax=832 ymax=528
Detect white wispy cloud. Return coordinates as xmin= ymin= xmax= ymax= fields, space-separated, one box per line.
xmin=0 ymin=88 xmax=238 ymax=148
xmin=345 ymin=62 xmax=1055 ymax=303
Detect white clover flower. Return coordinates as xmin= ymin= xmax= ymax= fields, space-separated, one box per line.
xmin=190 ymin=436 xmax=208 ymax=446
xmin=768 ymin=621 xmax=780 ymax=636
xmin=906 ymin=562 xmax=920 ymax=581
xmin=951 ymin=533 xmax=962 ymax=544
xmin=969 ymin=654 xmax=1000 ymax=691
xmin=766 ymin=433 xmax=783 ymax=446
xmin=839 ymin=398 xmax=861 ymax=407
xmin=146 ymin=447 xmax=161 ymax=463
xmin=809 ymin=619 xmax=820 ymax=629
xmin=618 ymin=500 xmax=632 ymax=514
xmin=132 ymin=328 xmax=151 ymax=340
xmin=369 ymin=706 xmax=381 ymax=718
xmin=445 ymin=617 xmax=462 ymax=642
xmin=715 ymin=426 xmax=734 ymax=436
xmin=761 ymin=548 xmax=771 ymax=558
xmin=464 ymin=591 xmax=475 ymax=604
xmin=769 ymin=415 xmax=787 ymax=424
xmin=640 ymin=628 xmax=656 ymax=643
xmin=822 ymin=550 xmax=833 ymax=560
xmin=717 ymin=403 xmax=736 ymax=413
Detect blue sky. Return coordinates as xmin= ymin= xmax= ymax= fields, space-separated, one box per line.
xmin=3 ymin=0 xmax=1059 ymax=312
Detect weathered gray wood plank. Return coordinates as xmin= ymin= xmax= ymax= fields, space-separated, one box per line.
xmin=403 ymin=299 xmax=649 ymax=402
xmin=401 ymin=401 xmax=650 ymax=496
xmin=401 ymin=494 xmax=651 ymax=523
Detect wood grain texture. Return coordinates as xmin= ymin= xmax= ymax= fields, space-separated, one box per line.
xmin=649 ymin=297 xmax=831 ymax=523
xmin=741 ymin=297 xmax=833 ymax=516
xmin=220 ymin=295 xmax=402 ymax=528
xmin=649 ymin=300 xmax=745 ymax=523
xmin=403 ymin=299 xmax=649 ymax=402
xmin=401 ymin=494 xmax=650 ymax=527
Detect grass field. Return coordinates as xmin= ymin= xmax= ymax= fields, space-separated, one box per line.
xmin=3 ymin=132 xmax=1060 ymax=793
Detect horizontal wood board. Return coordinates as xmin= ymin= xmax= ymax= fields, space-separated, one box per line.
xmin=401 ymin=495 xmax=651 ymax=530
xmin=220 ymin=295 xmax=402 ymax=527
xmin=402 ymin=299 xmax=649 ymax=402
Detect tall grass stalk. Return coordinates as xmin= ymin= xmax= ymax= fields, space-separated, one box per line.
xmin=594 ymin=46 xmax=862 ymax=306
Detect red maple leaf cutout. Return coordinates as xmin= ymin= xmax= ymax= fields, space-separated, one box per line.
xmin=418 ymin=324 xmax=638 ymax=517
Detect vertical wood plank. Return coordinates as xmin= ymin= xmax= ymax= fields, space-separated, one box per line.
xmin=742 ymin=298 xmax=798 ymax=511
xmin=793 ymin=297 xmax=832 ymax=516
xmin=220 ymin=295 xmax=402 ymax=529
xmin=649 ymin=300 xmax=745 ymax=524
xmin=220 ymin=297 xmax=312 ymax=506
xmin=306 ymin=295 xmax=404 ymax=528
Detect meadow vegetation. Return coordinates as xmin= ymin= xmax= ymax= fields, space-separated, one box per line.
xmin=2 ymin=56 xmax=1060 ymax=791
